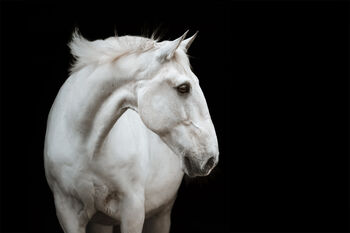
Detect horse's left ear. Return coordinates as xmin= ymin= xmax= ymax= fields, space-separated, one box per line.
xmin=158 ymin=30 xmax=188 ymax=62
xmin=181 ymin=31 xmax=198 ymax=52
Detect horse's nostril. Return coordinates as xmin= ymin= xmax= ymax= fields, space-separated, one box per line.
xmin=204 ymin=156 xmax=215 ymax=171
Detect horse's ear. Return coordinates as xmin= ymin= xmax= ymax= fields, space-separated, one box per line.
xmin=158 ymin=30 xmax=188 ymax=62
xmin=181 ymin=31 xmax=198 ymax=52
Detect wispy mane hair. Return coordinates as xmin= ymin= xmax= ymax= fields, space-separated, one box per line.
xmin=68 ymin=29 xmax=158 ymax=74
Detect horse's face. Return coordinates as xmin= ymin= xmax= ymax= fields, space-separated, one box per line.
xmin=137 ymin=33 xmax=219 ymax=177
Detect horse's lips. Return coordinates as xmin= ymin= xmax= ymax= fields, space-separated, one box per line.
xmin=184 ymin=156 xmax=193 ymax=174
xmin=183 ymin=156 xmax=203 ymax=177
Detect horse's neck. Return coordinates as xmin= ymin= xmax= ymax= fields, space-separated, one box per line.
xmin=69 ymin=64 xmax=137 ymax=156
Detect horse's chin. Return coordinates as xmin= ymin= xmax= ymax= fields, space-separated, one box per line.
xmin=183 ymin=168 xmax=211 ymax=177
xmin=183 ymin=167 xmax=197 ymax=177
xmin=182 ymin=156 xmax=212 ymax=177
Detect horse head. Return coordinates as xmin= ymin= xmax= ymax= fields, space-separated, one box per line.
xmin=135 ymin=32 xmax=219 ymax=177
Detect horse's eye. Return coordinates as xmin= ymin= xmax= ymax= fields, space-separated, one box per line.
xmin=177 ymin=83 xmax=190 ymax=94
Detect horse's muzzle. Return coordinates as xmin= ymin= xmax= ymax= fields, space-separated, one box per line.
xmin=183 ymin=155 xmax=218 ymax=177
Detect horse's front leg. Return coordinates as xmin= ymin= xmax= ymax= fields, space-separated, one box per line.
xmin=120 ymin=191 xmax=145 ymax=233
xmin=53 ymin=190 xmax=90 ymax=233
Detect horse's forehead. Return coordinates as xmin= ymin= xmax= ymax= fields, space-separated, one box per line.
xmin=159 ymin=58 xmax=198 ymax=82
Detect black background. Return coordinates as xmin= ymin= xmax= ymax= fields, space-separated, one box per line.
xmin=0 ymin=1 xmax=349 ymax=233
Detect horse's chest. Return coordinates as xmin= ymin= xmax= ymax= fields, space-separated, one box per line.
xmin=92 ymin=156 xmax=183 ymax=220
xmin=143 ymin=180 xmax=182 ymax=217
xmin=93 ymin=109 xmax=184 ymax=219
xmin=143 ymin=158 xmax=184 ymax=215
xmin=91 ymin=176 xmax=182 ymax=225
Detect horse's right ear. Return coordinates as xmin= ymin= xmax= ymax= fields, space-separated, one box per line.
xmin=157 ymin=31 xmax=188 ymax=62
xmin=181 ymin=31 xmax=198 ymax=52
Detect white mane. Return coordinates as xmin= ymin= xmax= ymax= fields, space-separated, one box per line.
xmin=69 ymin=31 xmax=157 ymax=73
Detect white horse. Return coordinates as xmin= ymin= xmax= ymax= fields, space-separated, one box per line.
xmin=44 ymin=30 xmax=219 ymax=233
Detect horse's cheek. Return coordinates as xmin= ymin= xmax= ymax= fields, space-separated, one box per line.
xmin=139 ymin=92 xmax=164 ymax=132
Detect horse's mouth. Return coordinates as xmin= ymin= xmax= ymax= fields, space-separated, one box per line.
xmin=183 ymin=156 xmax=206 ymax=177
xmin=183 ymin=156 xmax=195 ymax=176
